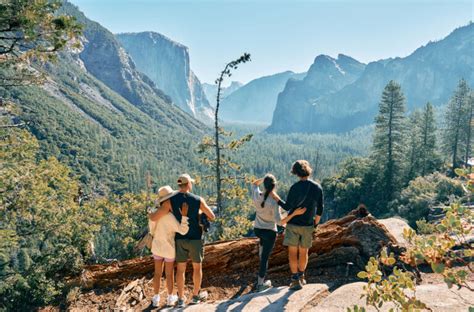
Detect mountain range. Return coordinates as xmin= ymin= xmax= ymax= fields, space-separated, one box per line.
xmin=218 ymin=71 xmax=305 ymax=124
xmin=203 ymin=81 xmax=243 ymax=107
xmin=116 ymin=32 xmax=214 ymax=122
xmin=268 ymin=23 xmax=474 ymax=133
xmin=3 ymin=1 xmax=205 ymax=193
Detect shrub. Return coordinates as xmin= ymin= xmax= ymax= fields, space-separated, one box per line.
xmin=392 ymin=172 xmax=464 ymax=227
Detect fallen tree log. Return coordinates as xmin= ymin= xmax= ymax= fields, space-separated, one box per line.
xmin=75 ymin=207 xmax=401 ymax=289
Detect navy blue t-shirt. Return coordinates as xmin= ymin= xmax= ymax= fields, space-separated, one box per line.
xmin=170 ymin=192 xmax=202 ymax=240
xmin=278 ymin=179 xmax=324 ymax=226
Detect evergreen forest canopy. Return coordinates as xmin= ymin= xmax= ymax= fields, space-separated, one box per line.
xmin=0 ymin=1 xmax=472 ymax=310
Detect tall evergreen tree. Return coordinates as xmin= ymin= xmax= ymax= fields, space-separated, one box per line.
xmin=443 ymin=79 xmax=471 ymax=173
xmin=419 ymin=102 xmax=441 ymax=176
xmin=461 ymin=91 xmax=474 ymax=164
xmin=406 ymin=110 xmax=422 ymax=183
xmin=372 ymin=80 xmax=406 ymax=206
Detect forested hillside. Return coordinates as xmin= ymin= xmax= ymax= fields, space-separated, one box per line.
xmin=1 ymin=2 xmax=206 ymax=194
xmin=1 ymin=1 xmax=472 ymax=310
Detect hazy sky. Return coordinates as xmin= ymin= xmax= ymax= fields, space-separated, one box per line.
xmin=70 ymin=0 xmax=472 ymax=85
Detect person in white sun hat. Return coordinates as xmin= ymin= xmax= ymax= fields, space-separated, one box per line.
xmin=148 ymin=185 xmax=190 ymax=308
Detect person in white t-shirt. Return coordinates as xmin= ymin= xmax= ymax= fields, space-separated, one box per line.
xmin=148 ymin=186 xmax=189 ymax=308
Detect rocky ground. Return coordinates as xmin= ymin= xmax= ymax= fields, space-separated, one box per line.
xmin=57 ymin=269 xmax=473 ymax=311
xmin=41 ymin=208 xmax=474 ymax=311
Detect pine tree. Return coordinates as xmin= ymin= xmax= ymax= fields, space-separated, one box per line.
xmin=372 ymin=80 xmax=407 ymax=206
xmin=443 ymin=79 xmax=471 ymax=173
xmin=461 ymin=91 xmax=474 ymax=164
xmin=419 ymin=102 xmax=441 ymax=176
xmin=406 ymin=110 xmax=422 ymax=183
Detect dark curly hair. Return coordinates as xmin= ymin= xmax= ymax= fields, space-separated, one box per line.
xmin=291 ymin=160 xmax=313 ymax=177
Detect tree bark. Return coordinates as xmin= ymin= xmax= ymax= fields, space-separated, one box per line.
xmin=71 ymin=207 xmax=400 ymax=290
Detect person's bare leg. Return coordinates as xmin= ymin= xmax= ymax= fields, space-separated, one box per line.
xmin=288 ymin=246 xmax=298 ymax=274
xmin=153 ymin=259 xmax=164 ymax=295
xmin=164 ymin=261 xmax=175 ymax=296
xmin=297 ymin=247 xmax=309 ymax=273
xmin=192 ymin=262 xmax=202 ymax=296
xmin=176 ymin=262 xmax=187 ymax=299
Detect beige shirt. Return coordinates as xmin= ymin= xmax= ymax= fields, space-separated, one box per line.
xmin=149 ymin=212 xmax=189 ymax=259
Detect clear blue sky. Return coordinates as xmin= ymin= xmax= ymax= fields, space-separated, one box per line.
xmin=70 ymin=0 xmax=472 ymax=85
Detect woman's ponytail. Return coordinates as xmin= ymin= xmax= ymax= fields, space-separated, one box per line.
xmin=260 ymin=174 xmax=276 ymax=208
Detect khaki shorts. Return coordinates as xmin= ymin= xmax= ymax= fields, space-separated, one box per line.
xmin=175 ymin=239 xmax=204 ymax=263
xmin=283 ymin=224 xmax=313 ymax=248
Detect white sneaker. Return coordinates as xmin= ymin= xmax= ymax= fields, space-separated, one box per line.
xmin=152 ymin=294 xmax=160 ymax=307
xmin=166 ymin=294 xmax=178 ymax=307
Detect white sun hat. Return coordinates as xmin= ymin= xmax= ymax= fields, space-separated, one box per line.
xmin=157 ymin=185 xmax=178 ymax=203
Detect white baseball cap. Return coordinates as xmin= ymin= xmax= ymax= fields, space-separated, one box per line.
xmin=177 ymin=173 xmax=195 ymax=185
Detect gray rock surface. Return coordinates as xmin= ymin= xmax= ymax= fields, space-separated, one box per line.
xmin=219 ymin=71 xmax=306 ymax=124
xmin=314 ymin=282 xmax=474 ymax=312
xmin=203 ymin=81 xmax=243 ymax=107
xmin=117 ymin=32 xmax=214 ymax=122
xmin=378 ymin=217 xmax=412 ymax=247
xmin=184 ymin=284 xmax=329 ymax=312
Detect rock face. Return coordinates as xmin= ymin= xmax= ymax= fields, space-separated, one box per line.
xmin=314 ymin=282 xmax=474 ymax=312
xmin=186 ymin=284 xmax=329 ymax=312
xmin=74 ymin=207 xmax=399 ymax=289
xmin=219 ymin=71 xmax=306 ymax=124
xmin=58 ymin=3 xmax=203 ymax=129
xmin=116 ymin=32 xmax=214 ymax=122
xmin=268 ymin=54 xmax=366 ymax=133
xmin=269 ymin=23 xmax=474 ymax=133
xmin=16 ymin=3 xmax=204 ymax=193
xmin=378 ymin=218 xmax=412 ymax=247
xmin=203 ymin=81 xmax=243 ymax=107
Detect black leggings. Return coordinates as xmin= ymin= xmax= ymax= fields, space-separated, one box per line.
xmin=254 ymin=228 xmax=277 ymax=279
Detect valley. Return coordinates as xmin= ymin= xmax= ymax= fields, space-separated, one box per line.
xmin=1 ymin=1 xmax=472 ymax=311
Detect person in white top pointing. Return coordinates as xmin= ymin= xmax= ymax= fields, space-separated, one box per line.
xmin=148 ymin=186 xmax=189 ymax=308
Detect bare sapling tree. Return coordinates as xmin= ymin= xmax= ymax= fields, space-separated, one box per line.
xmin=212 ymin=53 xmax=251 ymax=212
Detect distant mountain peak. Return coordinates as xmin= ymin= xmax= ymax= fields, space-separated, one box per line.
xmin=268 ymin=23 xmax=474 ymax=134
xmin=117 ymin=31 xmax=188 ymax=50
xmin=116 ymin=32 xmax=213 ymax=122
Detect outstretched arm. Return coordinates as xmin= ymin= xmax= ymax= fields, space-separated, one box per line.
xmin=200 ymin=198 xmax=216 ymax=221
xmin=280 ymin=207 xmax=306 ymax=225
xmin=271 ymin=185 xmax=297 ymax=212
xmin=251 ymin=178 xmax=264 ymax=205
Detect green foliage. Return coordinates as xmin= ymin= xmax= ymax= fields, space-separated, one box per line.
xmin=87 ymin=193 xmax=148 ymax=260
xmin=198 ymin=128 xmax=255 ymax=241
xmin=0 ymin=127 xmax=152 ymax=309
xmin=354 ymin=248 xmax=427 ymax=312
xmin=371 ymin=80 xmax=407 ymax=208
xmin=212 ymin=53 xmax=251 ymax=211
xmin=322 ymin=157 xmax=372 ymax=218
xmin=0 ymin=128 xmax=96 ymax=310
xmin=418 ymin=103 xmax=442 ymax=176
xmin=415 ymin=219 xmax=436 ymax=235
xmin=0 ymin=0 xmax=82 ymax=86
xmin=352 ymin=168 xmax=473 ymax=312
xmin=402 ymin=200 xmax=472 ymax=288
xmin=405 ymin=105 xmax=441 ymax=184
xmin=391 ymin=172 xmax=465 ymax=227
xmin=442 ymin=79 xmax=472 ymax=172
